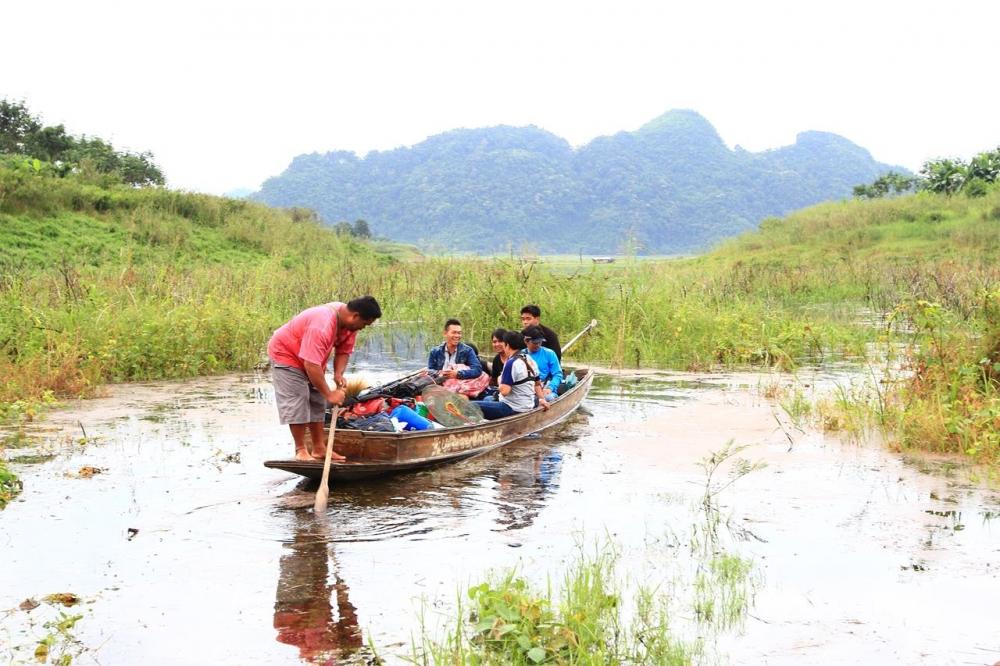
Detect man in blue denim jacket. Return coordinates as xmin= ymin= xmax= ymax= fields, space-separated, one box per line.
xmin=427 ymin=319 xmax=483 ymax=380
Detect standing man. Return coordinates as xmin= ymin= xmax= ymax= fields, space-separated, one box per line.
xmin=519 ymin=304 xmax=561 ymax=361
xmin=268 ymin=296 xmax=381 ymax=461
xmin=427 ymin=318 xmax=483 ymax=380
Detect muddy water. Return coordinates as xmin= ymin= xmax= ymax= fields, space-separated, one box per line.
xmin=2 ymin=361 xmax=999 ymax=665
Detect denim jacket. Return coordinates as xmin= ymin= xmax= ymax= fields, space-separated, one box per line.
xmin=427 ymin=342 xmax=483 ymax=379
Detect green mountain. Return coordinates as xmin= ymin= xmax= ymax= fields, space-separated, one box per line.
xmin=254 ymin=110 xmax=904 ymax=254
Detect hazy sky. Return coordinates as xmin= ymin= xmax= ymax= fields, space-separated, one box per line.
xmin=5 ymin=0 xmax=998 ymax=194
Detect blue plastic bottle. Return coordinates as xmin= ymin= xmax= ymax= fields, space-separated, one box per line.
xmin=390 ymin=404 xmax=433 ymax=431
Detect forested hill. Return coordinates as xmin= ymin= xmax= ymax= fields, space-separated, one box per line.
xmin=254 ymin=110 xmax=903 ymax=254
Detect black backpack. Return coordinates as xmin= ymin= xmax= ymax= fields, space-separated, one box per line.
xmin=390 ymin=374 xmax=437 ymax=398
xmin=508 ymin=351 xmax=539 ymax=386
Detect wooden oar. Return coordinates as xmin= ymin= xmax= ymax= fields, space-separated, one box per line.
xmin=314 ymin=408 xmax=341 ymax=513
xmin=561 ymin=319 xmax=598 ymax=356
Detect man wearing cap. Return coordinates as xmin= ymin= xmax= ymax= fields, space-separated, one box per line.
xmin=268 ymin=296 xmax=382 ymax=461
xmin=522 ymin=325 xmax=563 ymax=401
xmin=519 ymin=304 xmax=561 ymax=361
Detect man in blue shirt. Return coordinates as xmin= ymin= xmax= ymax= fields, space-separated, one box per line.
xmin=522 ymin=325 xmax=562 ymax=401
xmin=427 ymin=318 xmax=483 ymax=380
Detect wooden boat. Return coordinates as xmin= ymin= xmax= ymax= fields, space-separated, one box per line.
xmin=264 ymin=367 xmax=593 ymax=482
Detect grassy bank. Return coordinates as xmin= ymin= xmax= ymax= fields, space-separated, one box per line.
xmin=710 ymin=189 xmax=1000 ymax=466
xmin=3 ymin=162 xmax=1000 ymax=468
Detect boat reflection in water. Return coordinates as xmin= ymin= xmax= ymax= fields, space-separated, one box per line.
xmin=494 ymin=448 xmax=564 ymax=531
xmin=269 ymin=413 xmax=584 ymax=662
xmin=273 ymin=512 xmax=362 ymax=664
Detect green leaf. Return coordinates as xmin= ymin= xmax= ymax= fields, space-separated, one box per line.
xmin=496 ymin=623 xmax=517 ymax=637
xmin=497 ymin=604 xmax=521 ymax=622
xmin=32 ymin=158 xmax=41 ymax=172
xmin=527 ymin=646 xmax=547 ymax=663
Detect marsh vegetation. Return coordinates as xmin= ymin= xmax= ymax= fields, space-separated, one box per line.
xmin=3 ymin=159 xmax=1000 ymax=503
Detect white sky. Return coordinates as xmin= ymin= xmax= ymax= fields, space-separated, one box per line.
xmin=4 ymin=0 xmax=998 ymax=194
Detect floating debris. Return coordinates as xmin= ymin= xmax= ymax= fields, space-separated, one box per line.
xmin=66 ymin=466 xmax=104 ymax=479
xmin=42 ymin=593 xmax=81 ymax=607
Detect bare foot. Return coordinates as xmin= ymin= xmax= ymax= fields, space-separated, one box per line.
xmin=310 ymin=449 xmax=347 ymax=463
xmin=294 ymin=450 xmax=314 ymax=461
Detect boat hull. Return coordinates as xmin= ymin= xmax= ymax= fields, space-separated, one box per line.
xmin=264 ymin=368 xmax=593 ymax=482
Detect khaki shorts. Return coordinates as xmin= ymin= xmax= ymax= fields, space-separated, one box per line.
xmin=271 ymin=364 xmax=327 ymax=425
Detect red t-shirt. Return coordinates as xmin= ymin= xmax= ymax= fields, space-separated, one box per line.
xmin=267 ymin=302 xmax=357 ymax=371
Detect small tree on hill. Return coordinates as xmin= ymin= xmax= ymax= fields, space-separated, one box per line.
xmin=0 ymin=98 xmax=165 ymax=186
xmin=852 ymin=171 xmax=918 ymax=199
xmin=351 ymin=219 xmax=371 ymax=238
xmin=854 ymin=147 xmax=1000 ymax=199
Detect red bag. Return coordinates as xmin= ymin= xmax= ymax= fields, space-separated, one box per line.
xmin=350 ymin=397 xmax=386 ymax=416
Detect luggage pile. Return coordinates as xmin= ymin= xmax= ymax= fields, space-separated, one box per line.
xmin=336 ymin=374 xmax=484 ymax=432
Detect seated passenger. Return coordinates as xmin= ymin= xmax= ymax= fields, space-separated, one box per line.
xmin=427 ymin=318 xmax=483 ymax=380
xmin=488 ymin=328 xmax=510 ymax=387
xmin=522 ymin=325 xmax=563 ymax=401
xmin=471 ymin=331 xmax=549 ymax=420
xmin=520 ymin=304 xmax=561 ymax=361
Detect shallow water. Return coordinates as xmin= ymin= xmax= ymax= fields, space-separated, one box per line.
xmin=1 ymin=358 xmax=998 ymax=665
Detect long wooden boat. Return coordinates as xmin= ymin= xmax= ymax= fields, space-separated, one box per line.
xmin=264 ymin=367 xmax=593 ymax=482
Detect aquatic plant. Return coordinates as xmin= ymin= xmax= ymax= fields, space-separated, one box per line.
xmin=692 ymin=553 xmax=756 ymax=631
xmin=34 ymin=611 xmax=84 ymax=665
xmin=0 ymin=461 xmax=21 ymax=508
xmin=686 ymin=441 xmax=764 ymax=634
xmin=884 ymin=296 xmax=1000 ymax=467
xmin=412 ymin=550 xmax=696 ymax=664
xmin=693 ymin=440 xmax=767 ymax=553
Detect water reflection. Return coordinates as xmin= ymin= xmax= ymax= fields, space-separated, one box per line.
xmin=273 ymin=512 xmax=362 ymax=664
xmin=493 ymin=448 xmax=564 ymax=531
xmin=273 ymin=414 xmax=589 ymax=544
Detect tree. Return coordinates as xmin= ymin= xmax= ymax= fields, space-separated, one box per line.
xmin=351 ymin=219 xmax=371 ymax=238
xmin=0 ymin=99 xmax=41 ymax=154
xmin=853 ymin=171 xmax=918 ymax=199
xmin=27 ymin=124 xmax=73 ymax=163
xmin=855 ymin=172 xmax=914 ymax=198
xmin=0 ymin=98 xmax=165 ymax=186
xmin=921 ymin=158 xmax=967 ymax=195
xmin=966 ymin=149 xmax=1000 ymax=183
xmin=114 ymin=150 xmax=165 ymax=187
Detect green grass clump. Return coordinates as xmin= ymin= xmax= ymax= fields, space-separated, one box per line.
xmin=0 ymin=461 xmax=21 ymax=508
xmin=693 ymin=553 xmax=756 ymax=631
xmin=415 ymin=553 xmax=695 ymax=665
xmin=883 ymin=298 xmax=1000 ymax=467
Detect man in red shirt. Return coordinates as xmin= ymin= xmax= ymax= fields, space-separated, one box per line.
xmin=267 ymin=296 xmax=381 ymax=461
